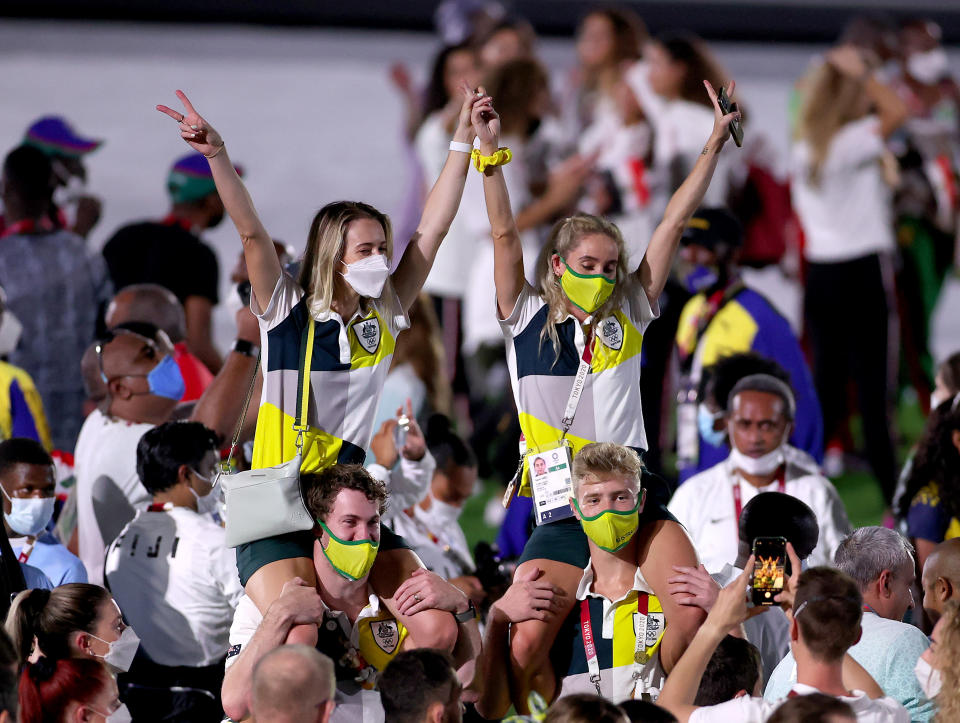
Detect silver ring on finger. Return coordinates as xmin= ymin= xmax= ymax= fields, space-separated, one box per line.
xmin=414 ymin=593 xmax=422 ymax=602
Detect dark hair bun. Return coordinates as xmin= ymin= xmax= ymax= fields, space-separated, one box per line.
xmin=425 ymin=414 xmax=453 ymax=445
xmin=28 ymin=655 xmax=56 ymax=682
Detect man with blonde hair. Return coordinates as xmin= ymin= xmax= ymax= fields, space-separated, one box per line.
xmin=476 ymin=442 xmax=678 ymax=716
xmin=250 ymin=645 xmax=336 ymax=723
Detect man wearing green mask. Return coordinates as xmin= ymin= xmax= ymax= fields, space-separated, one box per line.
xmin=222 ymin=464 xmax=480 ymax=723
xmin=476 ymin=442 xmax=670 ymax=717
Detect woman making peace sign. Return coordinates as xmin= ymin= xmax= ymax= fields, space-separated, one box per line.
xmin=156 ymin=85 xmax=489 ymax=651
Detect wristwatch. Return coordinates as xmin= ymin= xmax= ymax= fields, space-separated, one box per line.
xmin=453 ymin=600 xmax=477 ymax=624
xmin=231 ymin=339 xmax=260 ymax=358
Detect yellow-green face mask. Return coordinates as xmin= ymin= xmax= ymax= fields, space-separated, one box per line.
xmin=318 ymin=520 xmax=380 ymax=581
xmin=573 ymin=496 xmax=642 ymax=552
xmin=558 ymin=256 xmax=616 ymax=314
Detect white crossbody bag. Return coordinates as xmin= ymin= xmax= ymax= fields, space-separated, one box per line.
xmin=217 ymin=318 xmax=316 ymax=548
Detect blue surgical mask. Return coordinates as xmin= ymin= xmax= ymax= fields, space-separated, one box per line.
xmin=684 ymin=265 xmax=718 ymax=293
xmin=697 ymin=404 xmax=726 ymax=447
xmin=146 ymin=355 xmax=185 ymax=401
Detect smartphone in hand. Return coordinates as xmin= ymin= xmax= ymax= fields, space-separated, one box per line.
xmin=717 ymin=86 xmax=743 ymax=148
xmin=751 ymin=536 xmax=787 ymax=606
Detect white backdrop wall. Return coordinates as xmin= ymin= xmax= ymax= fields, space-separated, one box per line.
xmin=0 ymin=20 xmax=957 ymax=358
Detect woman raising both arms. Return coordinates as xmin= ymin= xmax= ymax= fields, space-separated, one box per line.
xmin=155 ymin=86 xmax=488 ymax=651
xmin=474 ymin=79 xmax=741 ymax=710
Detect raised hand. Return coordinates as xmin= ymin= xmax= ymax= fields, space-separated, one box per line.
xmin=471 ymin=85 xmax=500 ymax=155
xmin=398 ymin=400 xmax=426 ymax=462
xmin=774 ymin=542 xmax=802 ymax=615
xmin=704 ymin=556 xmax=767 ymax=635
xmin=668 ymin=563 xmax=721 ymax=612
xmin=156 ymin=90 xmax=224 ymax=158
xmin=703 ymin=79 xmax=740 ymax=149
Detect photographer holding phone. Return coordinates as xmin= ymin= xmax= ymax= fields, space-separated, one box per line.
xmin=765 ymin=527 xmax=936 ymax=722
xmin=658 ymin=552 xmax=909 ymax=722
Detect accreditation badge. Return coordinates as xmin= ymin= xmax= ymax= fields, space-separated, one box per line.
xmin=527 ymin=440 xmax=575 ymax=525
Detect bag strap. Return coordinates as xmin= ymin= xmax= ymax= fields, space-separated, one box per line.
xmin=293 ymin=317 xmax=316 ymax=453
xmin=223 ymin=316 xmax=315 ymax=469
xmin=225 ymin=354 xmax=260 ymax=472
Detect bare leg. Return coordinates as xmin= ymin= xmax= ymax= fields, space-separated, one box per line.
xmin=508 ymin=558 xmax=582 ymax=713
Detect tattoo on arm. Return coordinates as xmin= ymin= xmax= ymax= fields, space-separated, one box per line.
xmin=701 ymin=144 xmax=711 ymax=156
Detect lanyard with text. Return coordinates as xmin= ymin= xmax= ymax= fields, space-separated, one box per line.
xmin=579 ymin=594 xmax=657 ymax=699
xmin=560 ymin=328 xmax=594 ymax=436
xmin=732 ymin=473 xmax=786 ymax=526
xmin=17 ymin=541 xmax=35 ymax=564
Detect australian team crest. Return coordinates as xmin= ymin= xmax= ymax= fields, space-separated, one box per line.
xmin=599 ymin=316 xmax=623 ymax=350
xmin=353 ymin=318 xmax=381 ymax=354
xmin=371 ymin=619 xmax=399 ymax=654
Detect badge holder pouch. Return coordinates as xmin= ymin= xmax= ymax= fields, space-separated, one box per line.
xmin=217 ymin=318 xmax=317 ymax=549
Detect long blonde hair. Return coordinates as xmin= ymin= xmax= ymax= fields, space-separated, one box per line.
xmin=535 ymin=213 xmax=635 ymax=361
xmin=794 ymin=60 xmax=872 ymax=187
xmin=937 ymin=600 xmax=960 ymax=723
xmin=297 ymin=201 xmax=395 ymax=319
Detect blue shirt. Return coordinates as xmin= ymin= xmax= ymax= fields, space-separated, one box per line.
xmin=764 ymin=611 xmax=935 ymax=722
xmin=21 ymin=562 xmax=53 ymax=590
xmin=12 ymin=531 xmax=87 ymax=586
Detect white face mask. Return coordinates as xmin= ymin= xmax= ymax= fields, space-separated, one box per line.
xmin=189 ymin=470 xmax=221 ymax=516
xmin=907 ymin=48 xmax=949 ymax=85
xmin=915 ymin=655 xmax=942 ymax=700
xmin=91 ymin=626 xmax=140 ymax=673
xmin=92 ymin=703 xmax=133 ymax=723
xmin=420 ymin=495 xmax=463 ymax=525
xmin=0 ymin=487 xmax=55 ymax=537
xmin=342 ymin=254 xmax=389 ymax=299
xmin=729 ymin=444 xmax=786 ymax=477
xmin=0 ymin=310 xmax=22 ymax=356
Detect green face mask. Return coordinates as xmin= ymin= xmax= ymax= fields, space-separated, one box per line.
xmin=573 ymin=496 xmax=642 ymax=552
xmin=558 ymin=256 xmax=616 ymax=314
xmin=318 ymin=520 xmax=380 ymax=581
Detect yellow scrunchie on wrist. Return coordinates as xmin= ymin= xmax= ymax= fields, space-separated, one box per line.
xmin=472 ymin=147 xmax=513 ymax=173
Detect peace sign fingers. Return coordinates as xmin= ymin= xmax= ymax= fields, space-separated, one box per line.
xmin=155 ymin=89 xmax=224 ymax=157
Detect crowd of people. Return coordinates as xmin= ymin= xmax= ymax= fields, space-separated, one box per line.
xmin=0 ymin=3 xmax=958 ymax=722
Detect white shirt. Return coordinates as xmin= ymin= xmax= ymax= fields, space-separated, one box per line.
xmin=764 ymin=611 xmax=936 ymax=722
xmin=691 ymin=683 xmax=909 ymax=722
xmin=668 ymin=448 xmax=852 ymax=574
xmin=74 ymin=409 xmax=154 ymax=585
xmin=384 ymin=494 xmax=474 ymax=581
xmin=227 ymin=592 xmax=396 ymax=723
xmin=791 ymin=116 xmax=895 ymax=262
xmin=105 ymin=506 xmax=243 ymax=667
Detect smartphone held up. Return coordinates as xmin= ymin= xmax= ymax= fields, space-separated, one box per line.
xmin=718 ymin=85 xmax=744 ymax=148
xmin=751 ymin=536 xmax=786 ymax=606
